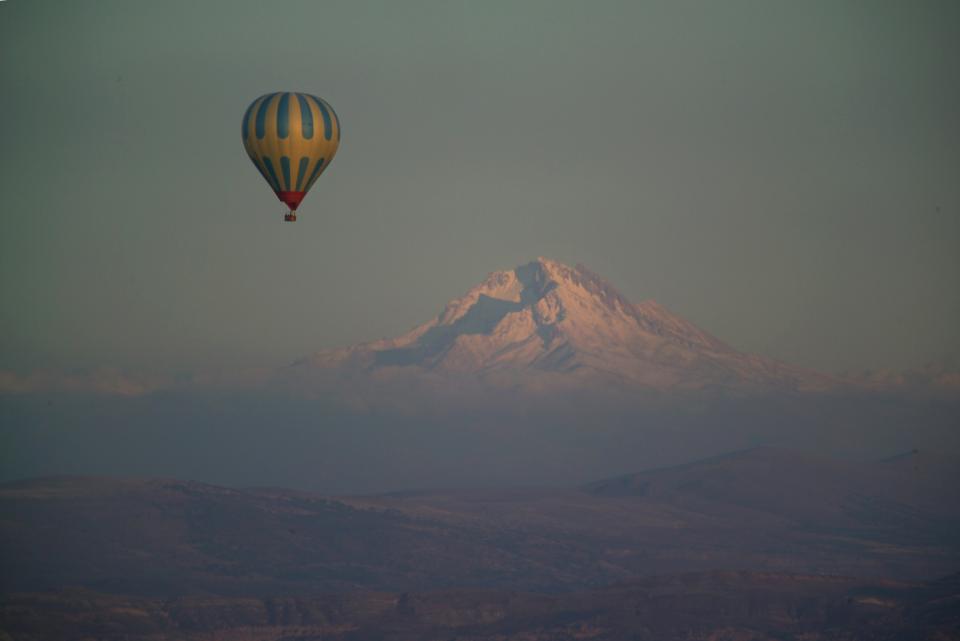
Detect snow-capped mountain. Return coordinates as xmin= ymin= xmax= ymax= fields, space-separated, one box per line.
xmin=299 ymin=257 xmax=832 ymax=391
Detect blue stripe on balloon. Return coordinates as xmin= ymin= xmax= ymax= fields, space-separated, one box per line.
xmin=310 ymin=95 xmax=333 ymax=141
xmin=295 ymin=156 xmax=310 ymax=191
xmin=262 ymin=155 xmax=281 ymax=192
xmin=280 ymin=156 xmax=291 ymax=191
xmin=242 ymin=99 xmax=257 ymax=140
xmin=296 ymin=94 xmax=314 ymax=139
xmin=256 ymin=93 xmax=276 ymax=139
xmin=305 ymin=157 xmax=325 ymax=189
xmin=330 ymin=104 xmax=341 ymax=141
xmin=277 ymin=93 xmax=290 ymax=139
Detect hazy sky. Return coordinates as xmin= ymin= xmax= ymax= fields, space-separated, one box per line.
xmin=1 ymin=0 xmax=957 ymax=375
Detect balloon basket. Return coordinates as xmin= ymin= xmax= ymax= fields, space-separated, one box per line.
xmin=284 ymin=212 xmax=297 ymax=222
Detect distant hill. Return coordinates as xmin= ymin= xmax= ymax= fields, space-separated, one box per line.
xmin=2 ymin=448 xmax=957 ymax=599
xmin=585 ymin=445 xmax=960 ymax=521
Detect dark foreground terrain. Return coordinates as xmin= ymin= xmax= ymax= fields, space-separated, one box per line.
xmin=2 ymin=447 xmax=959 ymax=639
xmin=2 ymin=447 xmax=958 ymax=596
xmin=3 ymin=571 xmax=959 ymax=640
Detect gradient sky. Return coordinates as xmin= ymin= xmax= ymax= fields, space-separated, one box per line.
xmin=1 ymin=0 xmax=957 ymax=376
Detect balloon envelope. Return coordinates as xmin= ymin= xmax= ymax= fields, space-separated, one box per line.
xmin=241 ymin=92 xmax=341 ymax=215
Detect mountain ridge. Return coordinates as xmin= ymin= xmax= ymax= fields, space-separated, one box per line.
xmin=2 ymin=447 xmax=958 ymax=599
xmin=4 ymin=259 xmax=957 ymax=398
xmin=298 ymin=257 xmax=833 ymax=392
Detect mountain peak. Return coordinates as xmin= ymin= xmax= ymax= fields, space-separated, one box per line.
xmin=303 ymin=258 xmax=830 ymax=391
xmin=434 ymin=257 xmax=624 ymax=328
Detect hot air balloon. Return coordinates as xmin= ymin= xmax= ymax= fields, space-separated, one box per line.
xmin=241 ymin=92 xmax=341 ymax=222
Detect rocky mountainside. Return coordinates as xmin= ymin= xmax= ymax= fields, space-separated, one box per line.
xmin=4 ymin=572 xmax=958 ymax=641
xmin=298 ymin=257 xmax=832 ymax=391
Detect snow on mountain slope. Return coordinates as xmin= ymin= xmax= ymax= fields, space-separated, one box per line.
xmin=299 ymin=258 xmax=832 ymax=391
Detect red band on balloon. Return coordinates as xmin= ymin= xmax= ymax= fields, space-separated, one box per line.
xmin=276 ymin=191 xmax=306 ymax=211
